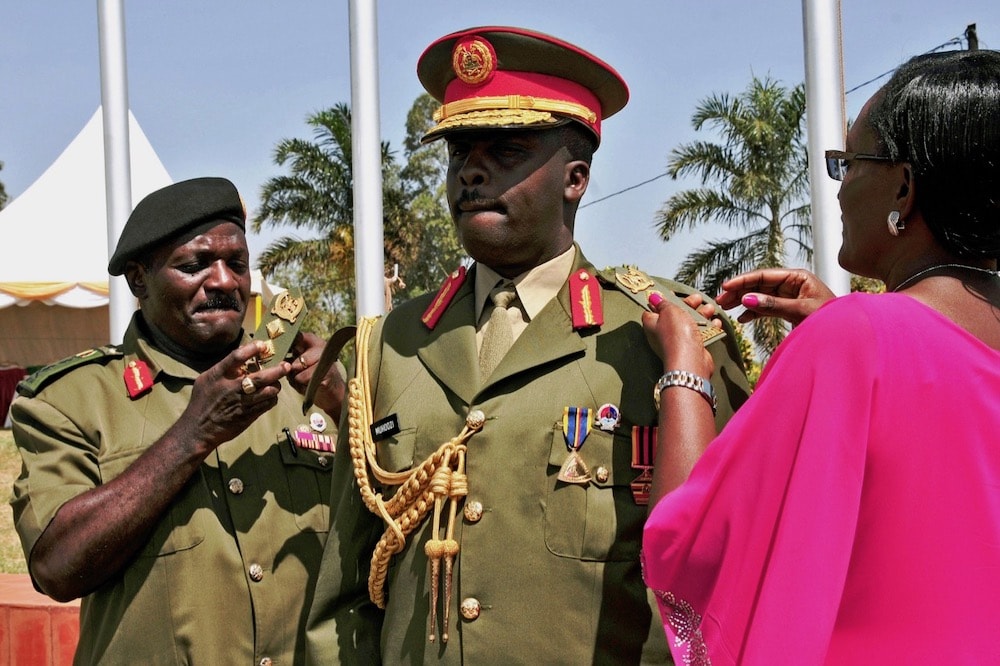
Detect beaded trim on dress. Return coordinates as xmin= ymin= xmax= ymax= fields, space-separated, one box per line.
xmin=652 ymin=588 xmax=712 ymax=665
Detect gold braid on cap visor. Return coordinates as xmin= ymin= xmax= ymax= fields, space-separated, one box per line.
xmin=433 ymin=94 xmax=598 ymax=126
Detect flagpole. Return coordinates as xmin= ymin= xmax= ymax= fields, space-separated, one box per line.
xmin=349 ymin=0 xmax=386 ymax=317
xmin=97 ymin=0 xmax=134 ymax=342
xmin=801 ymin=0 xmax=851 ymax=295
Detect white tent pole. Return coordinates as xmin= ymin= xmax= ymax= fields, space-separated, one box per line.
xmin=349 ymin=0 xmax=385 ymax=318
xmin=97 ymin=0 xmax=134 ymax=342
xmin=801 ymin=0 xmax=851 ymax=295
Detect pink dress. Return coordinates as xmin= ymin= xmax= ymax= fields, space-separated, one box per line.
xmin=642 ymin=293 xmax=1000 ymax=664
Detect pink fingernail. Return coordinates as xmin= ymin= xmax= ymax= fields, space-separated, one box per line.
xmin=648 ymin=291 xmax=663 ymax=308
xmin=742 ymin=294 xmax=759 ymax=308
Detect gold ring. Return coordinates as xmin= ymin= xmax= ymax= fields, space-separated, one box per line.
xmin=299 ymin=355 xmax=308 ymax=367
xmin=241 ymin=376 xmax=257 ymax=395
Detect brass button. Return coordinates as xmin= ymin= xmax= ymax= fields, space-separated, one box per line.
xmin=228 ymin=478 xmax=244 ymax=495
xmin=595 ymin=466 xmax=610 ymax=483
xmin=466 ymin=410 xmax=485 ymax=429
xmin=259 ymin=659 xmax=273 ymax=666
xmin=460 ymin=597 xmax=481 ymax=620
xmin=317 ymin=455 xmax=330 ymax=467
xmin=464 ymin=501 xmax=484 ymax=523
xmin=248 ymin=563 xmax=264 ymax=582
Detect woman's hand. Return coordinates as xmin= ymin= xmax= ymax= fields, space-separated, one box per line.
xmin=716 ymin=268 xmax=836 ymax=326
xmin=642 ymin=292 xmax=715 ymax=379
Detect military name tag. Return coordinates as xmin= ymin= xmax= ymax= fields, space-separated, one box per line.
xmin=370 ymin=414 xmax=401 ymax=441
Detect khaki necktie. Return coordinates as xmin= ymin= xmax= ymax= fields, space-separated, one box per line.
xmin=479 ymin=285 xmax=517 ymax=379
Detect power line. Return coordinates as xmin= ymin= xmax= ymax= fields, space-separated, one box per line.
xmin=579 ymin=171 xmax=669 ymax=209
xmin=584 ymin=29 xmax=977 ymax=210
xmin=845 ymin=34 xmax=965 ymax=94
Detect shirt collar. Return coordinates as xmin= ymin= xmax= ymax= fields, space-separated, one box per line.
xmin=474 ymin=245 xmax=577 ymax=322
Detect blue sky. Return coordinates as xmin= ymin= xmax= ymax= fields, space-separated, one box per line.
xmin=1 ymin=1 xmax=995 ymax=280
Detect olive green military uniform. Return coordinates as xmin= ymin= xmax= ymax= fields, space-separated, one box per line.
xmin=305 ymin=249 xmax=751 ymax=664
xmin=10 ymin=313 xmax=335 ymax=665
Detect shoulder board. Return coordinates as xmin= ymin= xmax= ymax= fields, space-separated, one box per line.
xmin=248 ymin=287 xmax=307 ymax=370
xmin=16 ymin=345 xmax=124 ymax=399
xmin=597 ymin=265 xmax=726 ymax=347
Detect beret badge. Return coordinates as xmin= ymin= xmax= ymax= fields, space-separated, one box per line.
xmin=452 ymin=35 xmax=496 ymax=86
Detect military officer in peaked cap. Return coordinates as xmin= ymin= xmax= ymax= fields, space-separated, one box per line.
xmin=306 ymin=27 xmax=751 ymax=664
xmin=10 ymin=176 xmax=344 ymax=664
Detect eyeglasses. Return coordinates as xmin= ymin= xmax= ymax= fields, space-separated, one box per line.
xmin=824 ymin=150 xmax=895 ymax=181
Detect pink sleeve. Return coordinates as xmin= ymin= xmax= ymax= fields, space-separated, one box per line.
xmin=642 ymin=300 xmax=877 ymax=665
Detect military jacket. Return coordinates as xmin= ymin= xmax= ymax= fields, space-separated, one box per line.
xmin=10 ymin=314 xmax=335 ymax=666
xmin=305 ymin=250 xmax=751 ymax=665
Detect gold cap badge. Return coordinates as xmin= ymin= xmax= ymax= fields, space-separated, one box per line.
xmin=452 ymin=36 xmax=496 ymax=86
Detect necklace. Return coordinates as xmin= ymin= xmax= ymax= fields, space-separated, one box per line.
xmin=892 ymin=263 xmax=999 ymax=292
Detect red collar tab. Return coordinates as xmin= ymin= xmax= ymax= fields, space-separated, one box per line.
xmin=569 ymin=269 xmax=603 ymax=330
xmin=422 ymin=265 xmax=468 ymax=330
xmin=123 ymin=359 xmax=154 ymax=399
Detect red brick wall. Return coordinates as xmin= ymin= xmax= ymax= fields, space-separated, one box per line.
xmin=0 ymin=575 xmax=79 ymax=665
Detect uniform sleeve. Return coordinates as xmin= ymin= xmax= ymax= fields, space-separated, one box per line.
xmin=642 ymin=300 xmax=877 ymax=665
xmin=9 ymin=394 xmax=102 ymax=579
xmin=305 ymin=321 xmax=387 ymax=665
xmin=707 ymin=311 xmax=753 ymax=428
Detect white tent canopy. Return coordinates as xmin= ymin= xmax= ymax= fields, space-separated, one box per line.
xmin=0 ymin=107 xmax=171 ymax=367
xmin=0 ymin=108 xmax=281 ymax=368
xmin=0 ymin=107 xmax=172 ymax=308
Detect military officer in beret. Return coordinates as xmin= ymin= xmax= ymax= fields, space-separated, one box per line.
xmin=9 ymin=177 xmax=344 ymax=664
xmin=306 ymin=27 xmax=752 ymax=664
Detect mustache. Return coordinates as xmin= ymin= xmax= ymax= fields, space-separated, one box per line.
xmin=455 ymin=191 xmax=502 ymax=211
xmin=197 ymin=295 xmax=242 ymax=312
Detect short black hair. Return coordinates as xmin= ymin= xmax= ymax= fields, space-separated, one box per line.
xmin=558 ymin=121 xmax=598 ymax=165
xmin=867 ymin=50 xmax=1000 ymax=259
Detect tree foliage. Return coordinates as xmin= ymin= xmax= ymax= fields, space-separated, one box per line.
xmin=656 ymin=77 xmax=810 ymax=357
xmin=0 ymin=161 xmax=8 ymax=210
xmin=252 ymin=97 xmax=463 ymax=337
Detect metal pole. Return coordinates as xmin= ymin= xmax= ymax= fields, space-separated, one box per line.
xmin=97 ymin=0 xmax=134 ymax=342
xmin=349 ymin=0 xmax=386 ymax=317
xmin=801 ymin=0 xmax=851 ymax=295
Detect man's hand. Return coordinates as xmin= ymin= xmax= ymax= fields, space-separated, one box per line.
xmin=288 ymin=332 xmax=346 ymax=421
xmin=182 ymin=340 xmax=289 ymax=452
xmin=716 ymin=268 xmax=836 ymax=327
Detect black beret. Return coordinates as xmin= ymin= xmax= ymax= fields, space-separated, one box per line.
xmin=108 ymin=177 xmax=246 ymax=275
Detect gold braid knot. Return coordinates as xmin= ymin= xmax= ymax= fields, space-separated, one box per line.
xmin=348 ymin=316 xmax=483 ymax=642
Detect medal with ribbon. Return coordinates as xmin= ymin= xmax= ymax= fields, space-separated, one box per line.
xmin=630 ymin=425 xmax=658 ymax=505
xmin=558 ymin=406 xmax=593 ymax=484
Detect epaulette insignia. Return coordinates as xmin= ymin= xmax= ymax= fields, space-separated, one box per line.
xmin=597 ymin=266 xmax=727 ymax=347
xmin=569 ymin=269 xmax=603 ymax=329
xmin=16 ymin=345 xmax=124 ymax=399
xmin=123 ymin=359 xmax=154 ymax=399
xmin=248 ymin=287 xmax=307 ymax=371
xmin=422 ymin=265 xmax=468 ymax=330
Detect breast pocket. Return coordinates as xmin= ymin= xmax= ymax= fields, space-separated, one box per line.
xmin=543 ymin=425 xmax=645 ymax=562
xmin=374 ymin=427 xmax=418 ymax=474
xmin=277 ymin=440 xmax=335 ymax=532
xmin=100 ymin=448 xmax=206 ymax=557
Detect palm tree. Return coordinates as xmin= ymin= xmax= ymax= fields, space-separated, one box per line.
xmin=656 ymin=77 xmax=810 ymax=357
xmin=252 ymin=101 xmax=463 ymax=335
xmin=252 ymin=104 xmax=361 ymax=335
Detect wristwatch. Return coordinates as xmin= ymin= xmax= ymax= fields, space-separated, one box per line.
xmin=653 ymin=370 xmax=717 ymax=414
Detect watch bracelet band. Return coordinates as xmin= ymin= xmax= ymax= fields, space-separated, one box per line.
xmin=654 ymin=369 xmax=717 ymax=414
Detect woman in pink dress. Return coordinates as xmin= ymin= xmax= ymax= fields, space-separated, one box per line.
xmin=641 ymin=49 xmax=1000 ymax=665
